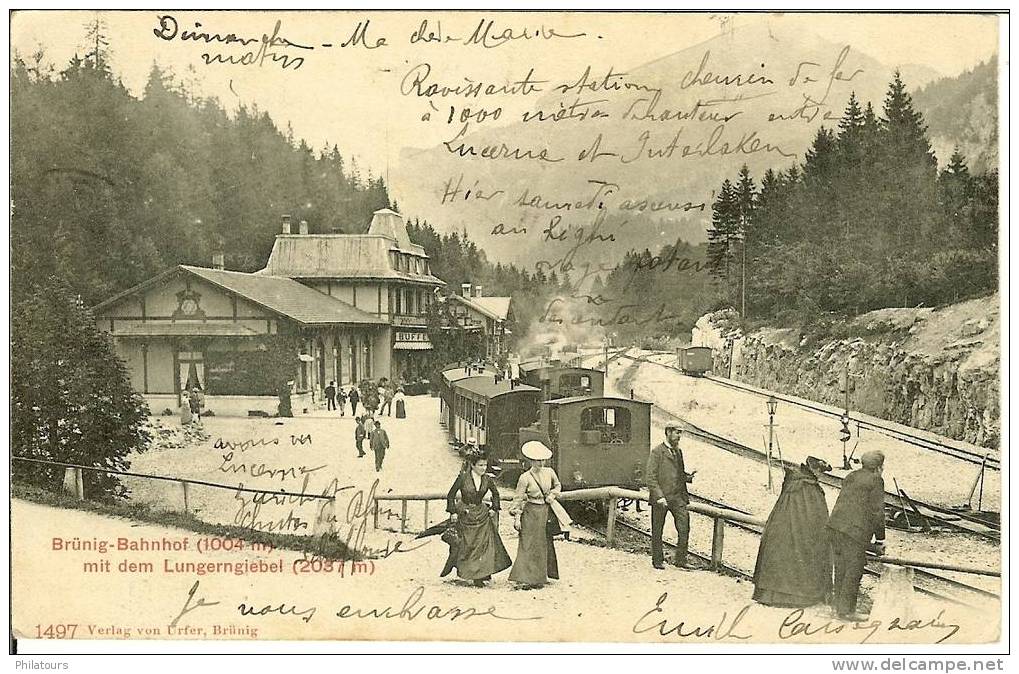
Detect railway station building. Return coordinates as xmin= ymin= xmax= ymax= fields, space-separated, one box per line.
xmin=445 ymin=283 xmax=513 ymax=363
xmin=93 ymin=209 xmax=445 ymax=415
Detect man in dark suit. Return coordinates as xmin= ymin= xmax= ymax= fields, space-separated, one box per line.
xmin=371 ymin=419 xmax=390 ymax=472
xmin=325 ymin=381 xmax=337 ymax=411
xmin=646 ymin=421 xmax=697 ymax=570
xmin=826 ymin=450 xmax=887 ymax=621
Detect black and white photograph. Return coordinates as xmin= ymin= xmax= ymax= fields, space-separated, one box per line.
xmin=7 ymin=8 xmax=1007 ymax=659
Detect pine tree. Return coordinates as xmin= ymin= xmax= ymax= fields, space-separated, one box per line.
xmin=706 ymin=179 xmax=740 ymax=287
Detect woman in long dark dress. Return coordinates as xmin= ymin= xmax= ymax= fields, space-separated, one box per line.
xmin=509 ymin=441 xmax=562 ymax=589
xmin=752 ymin=456 xmax=834 ymax=607
xmin=444 ymin=451 xmax=512 ymax=586
xmin=394 ymin=388 xmax=407 ymax=418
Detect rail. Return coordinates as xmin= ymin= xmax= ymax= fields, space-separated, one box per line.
xmin=12 ymin=455 xmax=336 ymax=515
xmin=372 ymin=486 xmax=998 ymax=579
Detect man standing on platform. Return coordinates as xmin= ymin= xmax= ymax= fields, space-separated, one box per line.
xmin=371 ymin=419 xmax=390 ymax=472
xmin=325 ymin=380 xmax=337 ymax=411
xmin=826 ymin=450 xmax=887 ymax=622
xmin=354 ymin=416 xmax=367 ymax=458
xmin=646 ymin=421 xmax=696 ymax=570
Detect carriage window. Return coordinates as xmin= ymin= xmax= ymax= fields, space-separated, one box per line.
xmin=580 ymin=406 xmax=632 ymax=443
xmin=581 ymin=375 xmax=591 ymax=388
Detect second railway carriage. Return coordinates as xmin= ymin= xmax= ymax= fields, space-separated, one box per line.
xmin=447 ymin=375 xmax=541 ymax=472
xmin=518 ymin=396 xmax=652 ymax=491
xmin=518 ymin=361 xmax=606 ymax=400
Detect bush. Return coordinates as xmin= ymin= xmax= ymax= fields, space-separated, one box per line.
xmin=12 ymin=277 xmax=150 ymax=498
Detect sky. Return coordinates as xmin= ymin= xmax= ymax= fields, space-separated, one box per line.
xmin=11 ymin=10 xmax=1002 ymax=181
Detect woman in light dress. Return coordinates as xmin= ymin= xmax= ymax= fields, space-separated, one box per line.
xmin=509 ymin=441 xmax=562 ymax=589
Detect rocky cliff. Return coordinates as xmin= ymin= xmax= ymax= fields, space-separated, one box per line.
xmin=692 ymin=295 xmax=1000 ymax=448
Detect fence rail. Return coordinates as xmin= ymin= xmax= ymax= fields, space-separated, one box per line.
xmin=12 ymin=455 xmax=336 ymax=516
xmin=373 ymin=486 xmax=999 ymax=578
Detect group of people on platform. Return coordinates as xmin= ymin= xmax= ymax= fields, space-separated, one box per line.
xmin=324 ymin=378 xmax=406 ymax=419
xmin=440 ymin=440 xmax=564 ymax=590
xmin=434 ymin=417 xmax=887 ymax=619
xmin=752 ymin=449 xmax=888 ymax=621
xmin=647 ymin=420 xmax=887 ymax=621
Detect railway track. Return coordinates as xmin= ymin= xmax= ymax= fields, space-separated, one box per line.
xmin=703 ymin=374 xmax=1000 ymax=471
xmin=583 ymin=513 xmax=998 ymax=609
xmin=631 ymin=350 xmax=999 ymax=471
xmin=612 ymin=352 xmax=1000 ymax=541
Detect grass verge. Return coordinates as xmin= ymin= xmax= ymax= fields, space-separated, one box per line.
xmin=12 ymin=482 xmax=360 ymax=560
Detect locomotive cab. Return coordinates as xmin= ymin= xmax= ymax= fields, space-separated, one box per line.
xmin=516 ymin=396 xmax=652 ymax=491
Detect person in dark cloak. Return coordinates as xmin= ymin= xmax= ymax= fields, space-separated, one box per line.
xmin=752 ymin=455 xmax=834 ymax=608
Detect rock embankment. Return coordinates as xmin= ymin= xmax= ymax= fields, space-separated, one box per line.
xmin=692 ymin=295 xmax=1000 ymax=448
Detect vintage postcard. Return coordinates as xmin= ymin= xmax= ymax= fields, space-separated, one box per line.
xmin=8 ymin=9 xmax=1005 ymax=652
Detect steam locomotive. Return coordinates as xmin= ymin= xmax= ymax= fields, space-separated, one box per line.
xmin=439 ymin=359 xmax=651 ymax=490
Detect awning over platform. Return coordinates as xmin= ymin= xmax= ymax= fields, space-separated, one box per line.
xmin=112 ymin=322 xmax=261 ymax=337
xmin=393 ymin=341 xmax=433 ymax=351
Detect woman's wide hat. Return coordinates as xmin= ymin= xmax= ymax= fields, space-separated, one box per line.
xmin=521 ymin=440 xmax=552 ymax=461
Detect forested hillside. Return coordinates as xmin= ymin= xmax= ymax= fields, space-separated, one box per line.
xmin=11 ymin=52 xmax=389 ymax=305
xmin=913 ymin=58 xmax=998 ymax=175
xmin=11 ymin=44 xmax=566 ymax=344
xmin=700 ymin=73 xmax=998 ymax=326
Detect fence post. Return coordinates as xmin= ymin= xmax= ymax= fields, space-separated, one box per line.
xmin=606 ymin=497 xmax=618 ymax=547
xmin=711 ymin=518 xmax=725 ymax=570
xmin=400 ymin=499 xmax=408 ymax=533
xmin=423 ymin=499 xmax=429 ymax=530
xmin=182 ymin=482 xmax=190 ymax=515
xmin=75 ymin=468 xmax=85 ymax=501
xmin=373 ymin=499 xmax=379 ymax=530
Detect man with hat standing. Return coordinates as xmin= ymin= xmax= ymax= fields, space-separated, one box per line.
xmin=826 ymin=450 xmax=887 ymax=621
xmin=646 ymin=421 xmax=697 ymax=570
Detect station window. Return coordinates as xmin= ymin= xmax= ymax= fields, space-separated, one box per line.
xmin=580 ymin=406 xmax=632 ymax=443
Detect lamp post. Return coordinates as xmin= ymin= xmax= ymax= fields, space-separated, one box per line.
xmin=766 ymin=395 xmax=778 ymax=492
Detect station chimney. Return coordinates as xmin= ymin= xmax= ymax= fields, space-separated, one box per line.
xmin=474 ymin=285 xmax=483 ymax=298
xmin=461 ymin=282 xmax=471 ymax=297
xmin=299 ymin=219 xmax=309 ymax=235
xmin=212 ymin=252 xmax=225 ymax=270
xmin=281 ymin=214 xmax=292 ymax=234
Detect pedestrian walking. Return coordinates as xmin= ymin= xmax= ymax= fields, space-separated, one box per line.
xmin=509 ymin=441 xmax=562 ymax=589
xmin=381 ymin=384 xmax=394 ymax=416
xmin=348 ymin=387 xmax=360 ymax=416
xmin=646 ymin=421 xmax=696 ymax=570
xmin=325 ymin=380 xmax=337 ymax=411
xmin=442 ymin=449 xmax=512 ymax=586
xmin=354 ymin=417 xmax=367 ymax=458
xmin=753 ymin=456 xmax=834 ymax=607
xmin=336 ymin=387 xmax=347 ymax=416
xmin=827 ymin=450 xmax=887 ymax=622
xmin=370 ymin=419 xmax=390 ymax=472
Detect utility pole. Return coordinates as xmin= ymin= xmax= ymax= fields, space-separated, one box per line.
xmin=840 ymin=361 xmax=863 ymax=469
xmin=765 ymin=396 xmax=778 ymax=492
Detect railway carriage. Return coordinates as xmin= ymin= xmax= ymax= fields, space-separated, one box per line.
xmin=677 ymin=346 xmax=713 ymax=376
xmin=438 ymin=363 xmax=495 ymax=427
xmin=446 ymin=375 xmax=541 ymax=471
